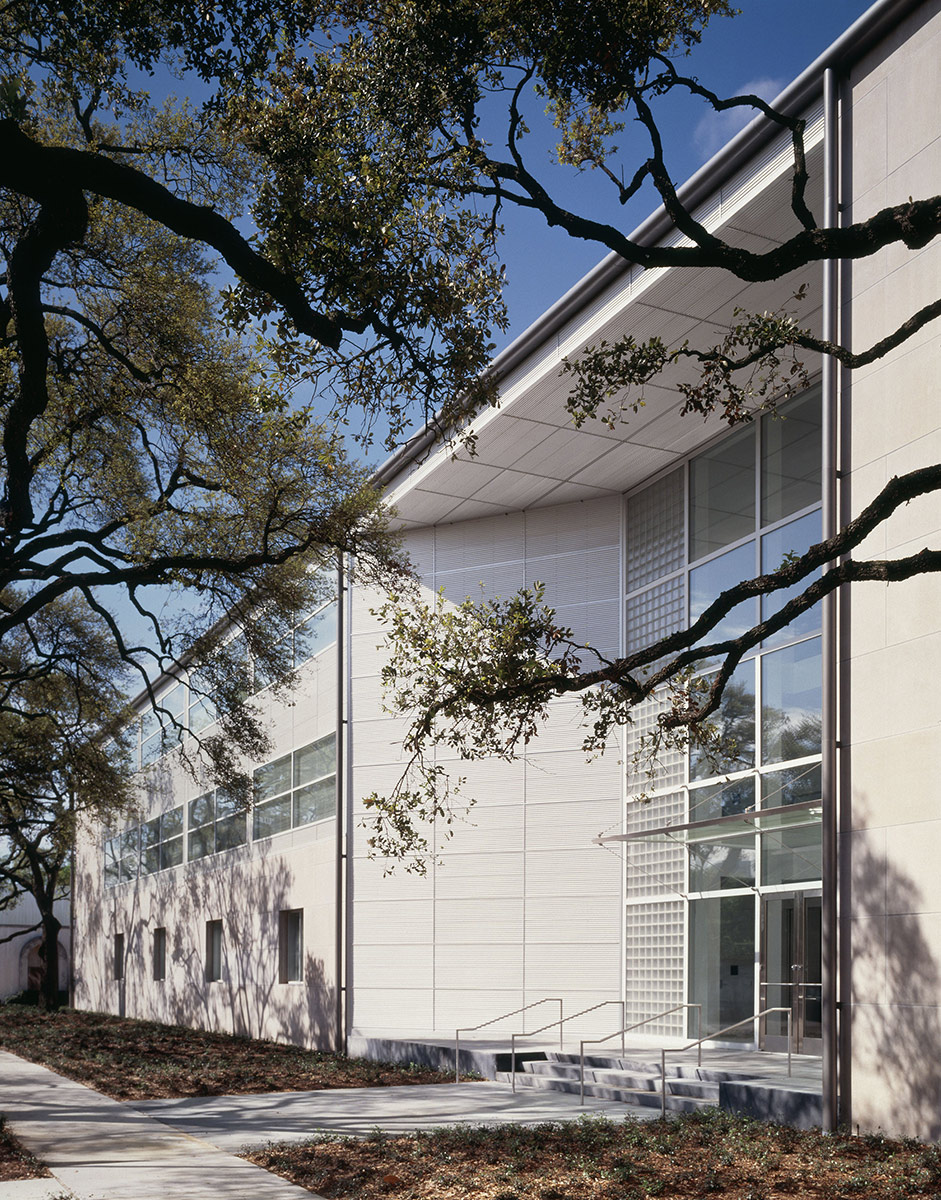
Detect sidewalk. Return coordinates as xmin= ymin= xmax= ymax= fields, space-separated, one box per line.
xmin=0 ymin=1051 xmax=642 ymax=1199
xmin=0 ymin=1051 xmax=320 ymax=1199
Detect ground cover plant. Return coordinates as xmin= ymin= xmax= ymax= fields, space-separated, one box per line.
xmin=246 ymin=1111 xmax=941 ymax=1200
xmin=0 ymin=1007 xmax=454 ymax=1100
xmin=0 ymin=1114 xmax=49 ymax=1183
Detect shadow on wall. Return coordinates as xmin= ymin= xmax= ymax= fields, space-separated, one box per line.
xmin=76 ymin=805 xmax=336 ymax=1049
xmin=846 ymin=798 xmax=941 ymax=1140
xmin=166 ymin=844 xmax=335 ymax=1048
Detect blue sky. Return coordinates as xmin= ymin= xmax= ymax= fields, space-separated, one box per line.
xmin=493 ymin=0 xmax=873 ymax=349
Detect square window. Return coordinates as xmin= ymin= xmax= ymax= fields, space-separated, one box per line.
xmin=279 ymin=910 xmax=303 ymax=983
xmin=153 ymin=927 xmax=167 ymax=981
xmin=689 ymin=425 xmax=755 ymax=560
xmin=205 ymin=919 xmax=223 ymax=982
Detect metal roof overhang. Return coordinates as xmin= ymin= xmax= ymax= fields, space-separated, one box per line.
xmin=386 ymin=121 xmax=826 ymax=528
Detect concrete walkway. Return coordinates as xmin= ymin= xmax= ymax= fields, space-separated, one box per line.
xmin=0 ymin=1051 xmax=320 ymax=1199
xmin=0 ymin=1052 xmax=646 ymax=1200
xmin=131 ymin=1080 xmax=650 ymax=1151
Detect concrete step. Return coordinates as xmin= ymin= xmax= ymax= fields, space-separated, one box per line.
xmin=495 ymin=1069 xmax=718 ymax=1113
xmin=522 ymin=1061 xmax=660 ymax=1090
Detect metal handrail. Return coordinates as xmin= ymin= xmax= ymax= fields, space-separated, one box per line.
xmin=455 ymin=998 xmax=562 ymax=1082
xmin=578 ymin=1004 xmax=703 ymax=1104
xmin=760 ymin=980 xmax=822 ymax=990
xmin=660 ymin=1006 xmax=793 ymax=1117
xmin=511 ymin=1000 xmax=625 ymax=1093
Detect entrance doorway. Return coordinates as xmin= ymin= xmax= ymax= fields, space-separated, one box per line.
xmin=760 ymin=892 xmax=822 ymax=1054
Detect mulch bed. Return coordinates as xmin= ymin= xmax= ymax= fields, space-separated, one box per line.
xmin=246 ymin=1112 xmax=941 ymax=1200
xmin=0 ymin=1005 xmax=455 ymax=1100
xmin=0 ymin=1117 xmax=49 ymax=1183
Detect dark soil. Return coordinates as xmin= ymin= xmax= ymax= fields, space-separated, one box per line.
xmin=0 ymin=1116 xmax=49 ymax=1182
xmin=246 ymin=1111 xmax=941 ymax=1200
xmin=0 ymin=1005 xmax=456 ymax=1100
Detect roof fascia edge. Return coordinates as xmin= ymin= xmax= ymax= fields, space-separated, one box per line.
xmin=371 ymin=0 xmax=924 ymax=491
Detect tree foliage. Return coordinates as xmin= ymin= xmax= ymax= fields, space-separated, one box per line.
xmin=0 ymin=0 xmax=510 ymax=764
xmin=0 ymin=598 xmax=135 ymax=1007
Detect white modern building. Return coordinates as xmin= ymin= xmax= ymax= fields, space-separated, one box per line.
xmin=74 ymin=0 xmax=941 ymax=1140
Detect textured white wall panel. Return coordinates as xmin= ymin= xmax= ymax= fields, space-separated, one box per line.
xmin=525 ymin=943 xmax=623 ymax=992
xmin=350 ymin=717 xmax=410 ymax=765
xmin=435 ymin=562 xmax=526 ymax=605
xmin=525 ymin=896 xmax=621 ymax=943
xmin=434 ymin=943 xmax=524 ymax=990
xmin=552 ymin=601 xmax=620 ymax=661
xmin=525 ymin=750 xmax=620 ymax=803
xmin=352 ymin=854 xmax=434 ymax=901
xmin=525 ymin=549 xmax=619 ymax=605
xmin=350 ymin=639 xmax=392 ymax=686
xmin=354 ymin=944 xmax=435 ymax=988
xmin=353 ymin=989 xmax=435 ymax=1030
xmin=434 ymin=852 xmax=525 ymax=899
xmin=350 ymin=674 xmax=386 ymax=724
xmin=402 ymin=528 xmax=436 ymax=578
xmin=355 ymin=899 xmax=434 ymax=944
xmin=434 ymin=513 xmax=525 ymax=572
xmin=439 ymin=804 xmax=525 ymax=853
xmin=525 ymin=800 xmax=623 ymax=850
xmin=434 ymin=989 xmax=526 ymax=1031
xmin=525 ymin=848 xmax=621 ymax=897
xmin=435 ymin=897 xmax=524 ymax=944
xmin=524 ymin=498 xmax=621 ymax=556
xmin=535 ymin=700 xmax=601 ymax=752
xmin=432 ymin=757 xmax=526 ymax=806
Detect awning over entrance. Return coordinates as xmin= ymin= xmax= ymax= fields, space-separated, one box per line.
xmin=594 ymin=799 xmax=821 ymax=848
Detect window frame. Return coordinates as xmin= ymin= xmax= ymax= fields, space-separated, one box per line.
xmin=153 ymin=927 xmax=167 ymax=982
xmin=278 ymin=909 xmax=304 ymax=984
xmin=205 ymin=919 xmax=223 ymax=983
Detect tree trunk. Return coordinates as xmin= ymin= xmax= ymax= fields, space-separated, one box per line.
xmin=38 ymin=910 xmax=61 ymax=1010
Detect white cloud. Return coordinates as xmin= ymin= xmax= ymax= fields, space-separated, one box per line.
xmin=693 ymin=77 xmax=788 ymax=158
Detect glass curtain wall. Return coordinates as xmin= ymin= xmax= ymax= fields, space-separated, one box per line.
xmin=623 ymin=389 xmax=824 ymax=1043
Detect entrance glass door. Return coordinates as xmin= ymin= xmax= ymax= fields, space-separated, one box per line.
xmin=688 ymin=894 xmax=756 ymax=1040
xmin=760 ymin=892 xmax=822 ymax=1054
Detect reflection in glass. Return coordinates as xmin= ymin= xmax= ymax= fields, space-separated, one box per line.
xmin=762 ymin=823 xmax=822 ymax=886
xmin=294 ymin=734 xmax=335 ymax=787
xmin=188 ymin=826 xmax=213 ymax=861
xmin=689 ymin=425 xmax=755 ymax=559
xmin=188 ymin=793 xmax=214 ymax=828
xmin=688 ymin=895 xmax=756 ymax=1038
xmin=215 ymin=813 xmax=246 ymax=852
xmin=295 ymin=603 xmax=338 ymax=666
xmin=689 ymin=661 xmax=755 ymax=781
xmin=162 ymin=683 xmax=185 ymax=718
xmin=254 ymin=754 xmax=292 ymax=802
xmin=689 ymin=541 xmax=757 ymax=646
xmin=761 ymin=389 xmax=821 ymax=526
xmin=253 ymin=795 xmax=292 ymax=839
xmin=163 ymin=806 xmax=184 ymax=838
xmin=294 ymin=777 xmax=336 ymax=826
xmin=689 ymin=776 xmax=756 ymax=821
xmin=761 ymin=510 xmax=822 ymax=647
xmin=762 ymin=764 xmax=821 ymax=808
xmin=160 ymin=837 xmax=184 ymax=869
xmin=761 ymin=638 xmax=822 ymax=765
xmin=689 ymin=835 xmax=756 ymax=891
